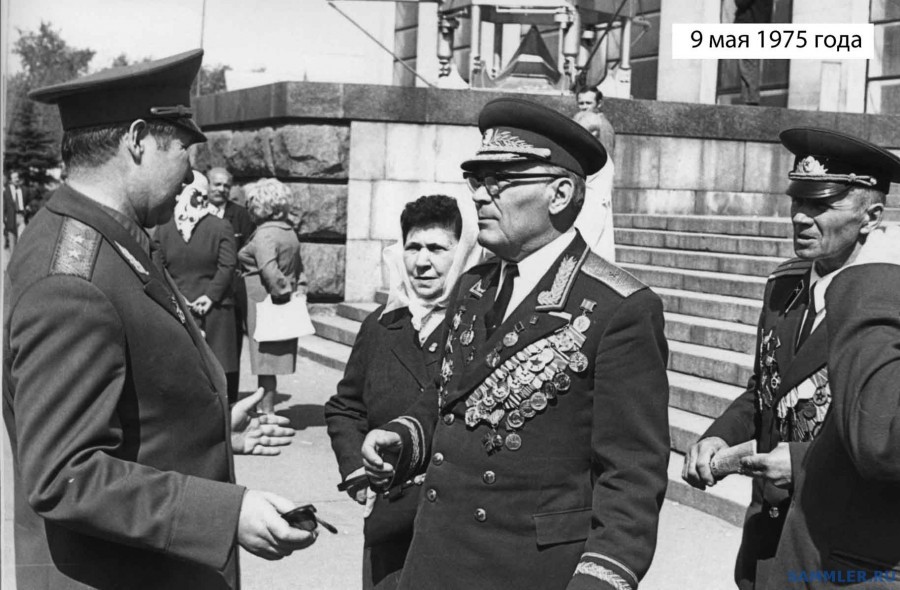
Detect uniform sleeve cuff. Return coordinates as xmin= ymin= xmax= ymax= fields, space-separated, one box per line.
xmin=167 ymin=477 xmax=246 ymax=570
xmin=568 ymin=553 xmax=638 ymax=590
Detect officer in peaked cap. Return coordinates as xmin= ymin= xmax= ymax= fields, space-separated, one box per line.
xmin=683 ymin=127 xmax=899 ymax=590
xmin=363 ymin=97 xmax=670 ymax=590
xmin=4 ymin=49 xmax=315 ymax=590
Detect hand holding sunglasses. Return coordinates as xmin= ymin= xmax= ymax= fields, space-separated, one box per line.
xmin=282 ymin=504 xmax=338 ymax=534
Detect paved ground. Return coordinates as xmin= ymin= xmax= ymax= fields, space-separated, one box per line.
xmin=2 ymin=343 xmax=743 ymax=589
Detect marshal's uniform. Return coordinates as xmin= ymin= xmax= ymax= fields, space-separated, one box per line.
xmin=380 ymin=230 xmax=670 ymax=590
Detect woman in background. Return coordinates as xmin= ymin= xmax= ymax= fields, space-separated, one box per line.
xmin=158 ymin=170 xmax=240 ymax=401
xmin=239 ymin=178 xmax=304 ymax=415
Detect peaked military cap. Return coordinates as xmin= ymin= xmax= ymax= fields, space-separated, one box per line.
xmin=780 ymin=127 xmax=900 ymax=199
xmin=461 ymin=97 xmax=607 ymax=177
xmin=30 ymin=49 xmax=206 ymax=143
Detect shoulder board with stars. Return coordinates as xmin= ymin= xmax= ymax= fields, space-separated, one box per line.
xmin=49 ymin=217 xmax=101 ymax=280
xmin=580 ymin=251 xmax=646 ymax=298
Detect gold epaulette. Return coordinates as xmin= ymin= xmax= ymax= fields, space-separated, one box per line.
xmin=768 ymin=257 xmax=812 ymax=280
xmin=579 ymin=251 xmax=646 ymax=298
xmin=50 ymin=217 xmax=101 ymax=280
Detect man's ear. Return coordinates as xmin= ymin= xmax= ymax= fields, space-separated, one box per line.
xmin=125 ymin=119 xmax=148 ymax=162
xmin=859 ymin=201 xmax=884 ymax=235
xmin=547 ymin=177 xmax=575 ymax=216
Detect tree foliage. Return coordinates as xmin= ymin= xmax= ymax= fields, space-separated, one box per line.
xmin=5 ymin=22 xmax=95 ymax=170
xmin=4 ymin=99 xmax=57 ymax=187
xmin=192 ymin=64 xmax=231 ymax=96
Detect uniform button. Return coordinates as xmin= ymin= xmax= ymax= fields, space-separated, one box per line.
xmin=474 ymin=508 xmax=487 ymax=522
xmin=426 ymin=488 xmax=437 ymax=502
xmin=482 ymin=470 xmax=496 ymax=484
xmin=768 ymin=506 xmax=780 ymax=519
xmin=432 ymin=452 xmax=444 ymax=466
xmin=443 ymin=413 xmax=455 ymax=426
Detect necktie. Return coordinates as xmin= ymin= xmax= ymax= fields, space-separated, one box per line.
xmin=486 ymin=263 xmax=518 ymax=337
xmin=796 ymin=284 xmax=817 ymax=351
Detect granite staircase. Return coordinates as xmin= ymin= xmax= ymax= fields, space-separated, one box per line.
xmin=299 ymin=203 xmax=898 ymax=526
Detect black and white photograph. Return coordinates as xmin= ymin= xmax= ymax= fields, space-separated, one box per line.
xmin=2 ymin=0 xmax=899 ymax=588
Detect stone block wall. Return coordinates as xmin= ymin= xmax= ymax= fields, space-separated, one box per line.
xmin=192 ymin=81 xmax=900 ymax=303
xmin=190 ymin=121 xmax=349 ymax=301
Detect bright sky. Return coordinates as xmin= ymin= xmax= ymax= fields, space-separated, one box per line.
xmin=4 ymin=0 xmax=398 ymax=87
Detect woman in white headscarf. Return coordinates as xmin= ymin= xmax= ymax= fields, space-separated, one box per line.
xmin=157 ymin=170 xmax=241 ymax=402
xmin=325 ymin=193 xmax=481 ymax=590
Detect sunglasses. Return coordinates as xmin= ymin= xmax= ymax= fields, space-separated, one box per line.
xmin=282 ymin=504 xmax=337 ymax=534
xmin=463 ymin=172 xmax=565 ymax=197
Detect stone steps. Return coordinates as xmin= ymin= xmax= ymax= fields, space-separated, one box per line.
xmin=614 ymin=213 xmax=792 ymax=238
xmin=669 ymin=371 xmax=743 ymax=419
xmin=615 ymin=227 xmax=795 ymax=258
xmin=616 ymin=245 xmax=784 ymax=277
xmin=623 ymin=263 xmax=767 ymax=300
xmin=337 ymin=301 xmax=380 ymax=323
xmin=669 ymin=340 xmax=754 ymax=389
xmin=665 ymin=312 xmax=756 ymax=355
xmin=657 ymin=287 xmax=761 ymax=326
xmin=310 ymin=314 xmax=361 ymax=348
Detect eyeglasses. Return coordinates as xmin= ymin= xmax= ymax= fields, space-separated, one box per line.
xmin=463 ymin=172 xmax=565 ymax=197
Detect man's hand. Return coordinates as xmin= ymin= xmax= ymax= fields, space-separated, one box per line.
xmin=191 ymin=295 xmax=213 ymax=316
xmin=237 ymin=490 xmax=317 ymax=560
xmin=682 ymin=436 xmax=729 ymax=490
xmin=361 ymin=429 xmax=402 ymax=488
xmin=232 ymin=388 xmax=295 ymax=455
xmin=740 ymin=442 xmax=793 ymax=488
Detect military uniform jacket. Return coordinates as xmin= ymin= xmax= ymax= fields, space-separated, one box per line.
xmin=324 ymin=305 xmax=442 ymax=547
xmin=381 ymin=233 xmax=670 ymax=590
xmin=703 ymin=257 xmax=830 ymax=590
xmin=762 ymin=262 xmax=900 ymax=589
xmin=2 ymin=186 xmax=245 ymax=590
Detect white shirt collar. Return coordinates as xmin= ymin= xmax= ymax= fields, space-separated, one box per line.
xmin=499 ymin=229 xmax=577 ymax=319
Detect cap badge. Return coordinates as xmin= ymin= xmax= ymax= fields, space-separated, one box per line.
xmin=480 ymin=129 xmax=551 ymax=159
xmin=795 ymin=156 xmax=828 ymax=176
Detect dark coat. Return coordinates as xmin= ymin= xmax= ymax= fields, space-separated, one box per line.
xmin=222 ymin=201 xmax=256 ymax=338
xmin=762 ymin=262 xmax=900 ymax=589
xmin=703 ymin=258 xmax=829 ymax=590
xmin=381 ymin=233 xmax=670 ymax=590
xmin=157 ymin=214 xmax=239 ymax=373
xmin=3 ymin=185 xmax=16 ymax=234
xmin=324 ymin=306 xmax=442 ymax=585
xmin=2 ymin=185 xmax=244 ymax=590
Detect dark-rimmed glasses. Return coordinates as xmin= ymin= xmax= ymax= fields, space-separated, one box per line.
xmin=463 ymin=172 xmax=565 ymax=197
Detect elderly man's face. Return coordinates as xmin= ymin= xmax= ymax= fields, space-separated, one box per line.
xmin=208 ymin=169 xmax=232 ymax=207
xmin=468 ymin=163 xmax=565 ymax=261
xmin=790 ymin=189 xmax=871 ymax=275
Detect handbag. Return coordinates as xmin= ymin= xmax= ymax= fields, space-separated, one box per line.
xmin=253 ymin=293 xmax=316 ymax=342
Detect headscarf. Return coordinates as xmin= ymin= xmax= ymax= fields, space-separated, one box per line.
xmin=174 ymin=170 xmax=216 ymax=242
xmin=381 ymin=193 xmax=485 ymax=344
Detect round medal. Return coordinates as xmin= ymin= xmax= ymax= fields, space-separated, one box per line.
xmin=515 ymin=351 xmax=529 ymax=362
xmin=495 ymin=368 xmax=509 ymax=380
xmin=541 ymin=381 xmax=558 ymax=399
xmin=505 ymin=433 xmax=522 ymax=451
xmin=465 ymin=407 xmax=479 ymax=427
xmin=503 ymin=331 xmax=519 ymax=347
xmin=531 ymin=391 xmax=548 ymax=411
xmin=553 ymin=372 xmax=572 ymax=392
xmin=482 ymin=393 xmax=496 ymax=408
xmin=568 ymin=351 xmax=589 ymax=373
xmin=539 ymin=348 xmax=555 ymax=363
xmin=520 ymin=401 xmax=536 ymax=418
xmin=572 ymin=315 xmax=591 ymax=333
xmin=494 ymin=384 xmax=510 ymax=401
xmin=515 ymin=365 xmax=532 ymax=383
xmin=460 ymin=329 xmax=474 ymax=347
xmin=506 ymin=410 xmax=525 ymax=429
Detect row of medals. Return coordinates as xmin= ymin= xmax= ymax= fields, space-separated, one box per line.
xmin=442 ymin=301 xmax=596 ymax=454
